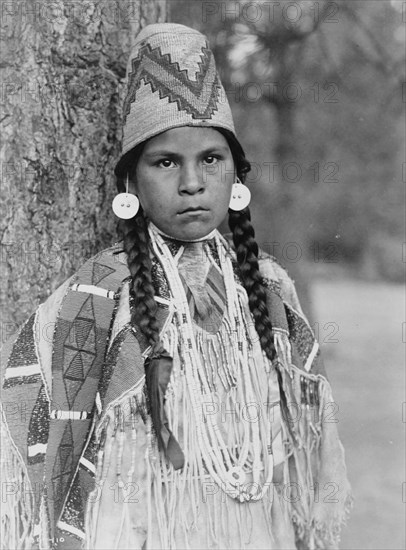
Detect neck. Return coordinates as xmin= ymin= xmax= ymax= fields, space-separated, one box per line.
xmin=148 ymin=221 xmax=218 ymax=243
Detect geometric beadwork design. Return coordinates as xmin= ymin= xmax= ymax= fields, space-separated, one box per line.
xmin=286 ymin=307 xmax=315 ymax=365
xmin=205 ymin=266 xmax=227 ymax=317
xmin=97 ymin=329 xmax=128 ymax=402
xmin=52 ymin=422 xmax=74 ymax=513
xmin=165 ymin=240 xmax=183 ymax=258
xmin=206 ymin=240 xmax=221 ymax=268
xmin=91 ymin=262 xmax=116 ymax=285
xmin=151 ymin=236 xmax=228 ymax=332
xmin=180 ymin=264 xmax=226 ymax=332
xmin=27 ymin=384 xmax=50 ymax=465
xmin=151 ymin=236 xmax=239 ymax=333
xmin=262 ymin=277 xmax=283 ymax=299
xmin=58 ymin=471 xmax=86 ymax=542
xmin=3 ymin=313 xmax=41 ymax=388
xmin=123 ymin=42 xmax=220 ymax=123
xmin=151 ymin=258 xmax=171 ymax=302
xmin=63 ymin=296 xmax=97 ymax=406
xmin=82 ymin=430 xmax=98 ymax=474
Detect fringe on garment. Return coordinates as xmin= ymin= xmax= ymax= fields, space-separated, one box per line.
xmin=291 ymin=493 xmax=354 ymax=550
xmin=85 ymin=318 xmax=352 ymax=550
xmin=85 ymin=313 xmax=287 ymax=549
xmin=1 ymin=418 xmax=35 ymax=550
xmin=273 ymin=334 xmax=353 ymax=550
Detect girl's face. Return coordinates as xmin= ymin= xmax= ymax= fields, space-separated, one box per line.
xmin=132 ymin=126 xmax=235 ymax=241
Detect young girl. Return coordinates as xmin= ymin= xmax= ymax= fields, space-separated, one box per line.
xmin=1 ymin=23 xmax=351 ymax=550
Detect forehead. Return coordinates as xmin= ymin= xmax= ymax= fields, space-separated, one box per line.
xmin=143 ymin=126 xmax=229 ymax=152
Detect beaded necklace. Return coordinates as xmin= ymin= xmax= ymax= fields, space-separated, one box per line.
xmin=148 ymin=223 xmax=275 ymax=502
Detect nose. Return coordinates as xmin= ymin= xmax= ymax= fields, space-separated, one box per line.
xmin=178 ymin=164 xmax=205 ymax=195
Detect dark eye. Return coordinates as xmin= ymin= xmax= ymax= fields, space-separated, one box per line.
xmin=203 ymin=155 xmax=220 ymax=165
xmin=157 ymin=159 xmax=176 ymax=168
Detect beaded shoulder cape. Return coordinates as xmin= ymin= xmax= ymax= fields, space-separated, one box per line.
xmin=0 ymin=237 xmax=352 ymax=550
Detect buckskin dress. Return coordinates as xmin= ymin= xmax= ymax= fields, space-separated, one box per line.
xmin=1 ymin=232 xmax=352 ymax=550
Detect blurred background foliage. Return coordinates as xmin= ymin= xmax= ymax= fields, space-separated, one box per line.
xmin=2 ymin=3 xmax=402 ymax=545
xmin=169 ymin=0 xmax=404 ymax=300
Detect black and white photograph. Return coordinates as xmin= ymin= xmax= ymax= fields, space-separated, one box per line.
xmin=1 ymin=1 xmax=404 ymax=549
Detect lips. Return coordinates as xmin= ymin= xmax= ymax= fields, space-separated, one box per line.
xmin=178 ymin=206 xmax=208 ymax=214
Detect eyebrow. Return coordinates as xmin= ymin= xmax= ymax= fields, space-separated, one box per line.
xmin=143 ymin=146 xmax=230 ymax=159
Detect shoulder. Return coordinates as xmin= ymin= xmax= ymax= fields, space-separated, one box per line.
xmin=56 ymin=243 xmax=130 ymax=295
xmin=258 ymin=248 xmax=304 ymax=315
xmin=76 ymin=242 xmax=130 ymax=277
xmin=8 ymin=244 xmax=130 ymax=388
xmin=37 ymin=242 xmax=131 ymax=339
xmin=34 ymin=243 xmax=130 ymax=317
xmin=258 ymin=249 xmax=326 ymax=375
xmin=0 ymin=245 xmax=121 ymax=356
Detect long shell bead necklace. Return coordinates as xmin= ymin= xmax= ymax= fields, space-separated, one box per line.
xmin=148 ymin=223 xmax=274 ymax=502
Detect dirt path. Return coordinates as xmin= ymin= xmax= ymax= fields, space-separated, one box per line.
xmin=311 ymin=279 xmax=404 ymax=549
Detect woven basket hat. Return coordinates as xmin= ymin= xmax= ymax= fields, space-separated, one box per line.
xmin=115 ymin=23 xmax=240 ymax=177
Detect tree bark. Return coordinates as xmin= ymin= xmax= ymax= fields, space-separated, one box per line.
xmin=259 ymin=51 xmax=314 ymax=321
xmin=1 ymin=0 xmax=167 ymax=333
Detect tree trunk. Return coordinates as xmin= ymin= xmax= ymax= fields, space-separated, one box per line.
xmin=271 ymin=96 xmax=314 ymax=320
xmin=1 ymin=0 xmax=167 ymax=334
xmin=262 ymin=54 xmax=314 ymax=321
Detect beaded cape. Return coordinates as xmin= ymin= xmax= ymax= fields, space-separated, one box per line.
xmin=0 ymin=238 xmax=352 ymax=550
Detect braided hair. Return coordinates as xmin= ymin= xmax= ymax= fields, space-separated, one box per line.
xmin=116 ymin=128 xmax=276 ymax=444
xmin=116 ymin=143 xmax=161 ymax=347
xmin=217 ymin=129 xmax=276 ymax=363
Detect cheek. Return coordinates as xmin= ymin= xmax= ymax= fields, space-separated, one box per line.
xmin=139 ymin=191 xmax=169 ymax=220
xmin=217 ymin=177 xmax=233 ymax=201
xmin=137 ymin=183 xmax=160 ymax=207
xmin=211 ymin=164 xmax=235 ymax=198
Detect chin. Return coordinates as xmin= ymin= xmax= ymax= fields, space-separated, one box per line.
xmin=174 ymin=222 xmax=216 ymax=242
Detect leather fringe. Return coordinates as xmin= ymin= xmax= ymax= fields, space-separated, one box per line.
xmin=1 ymin=418 xmax=35 ymax=550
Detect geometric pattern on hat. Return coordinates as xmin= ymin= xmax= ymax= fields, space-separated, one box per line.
xmin=123 ymin=42 xmax=220 ymax=123
xmin=115 ymin=23 xmax=240 ymax=176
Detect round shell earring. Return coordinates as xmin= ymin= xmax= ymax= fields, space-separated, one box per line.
xmin=229 ymin=177 xmax=251 ymax=211
xmin=112 ymin=175 xmax=140 ymax=219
